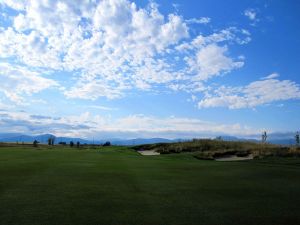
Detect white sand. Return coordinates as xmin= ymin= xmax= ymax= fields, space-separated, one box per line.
xmin=138 ymin=150 xmax=160 ymax=156
xmin=215 ymin=154 xmax=254 ymax=161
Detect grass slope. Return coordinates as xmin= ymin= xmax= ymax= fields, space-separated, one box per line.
xmin=0 ymin=145 xmax=300 ymax=225
xmin=134 ymin=139 xmax=300 ymax=158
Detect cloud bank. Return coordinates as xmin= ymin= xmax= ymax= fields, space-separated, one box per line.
xmin=0 ymin=110 xmax=257 ymax=139
xmin=0 ymin=0 xmax=250 ymax=103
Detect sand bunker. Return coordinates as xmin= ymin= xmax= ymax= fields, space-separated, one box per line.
xmin=215 ymin=154 xmax=254 ymax=161
xmin=138 ymin=150 xmax=160 ymax=156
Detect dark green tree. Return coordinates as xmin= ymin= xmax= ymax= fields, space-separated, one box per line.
xmin=48 ymin=136 xmax=55 ymax=146
xmin=33 ymin=140 xmax=38 ymax=147
xmin=103 ymin=141 xmax=111 ymax=147
xmin=51 ymin=137 xmax=55 ymax=145
xmin=48 ymin=137 xmax=52 ymax=145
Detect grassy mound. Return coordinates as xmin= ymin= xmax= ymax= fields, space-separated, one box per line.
xmin=133 ymin=139 xmax=300 ymax=159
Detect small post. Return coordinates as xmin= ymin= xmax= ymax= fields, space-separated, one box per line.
xmin=295 ymin=131 xmax=300 ymax=147
xmin=262 ymin=131 xmax=267 ymax=144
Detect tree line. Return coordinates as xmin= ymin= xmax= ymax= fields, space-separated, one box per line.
xmin=33 ymin=138 xmax=111 ymax=148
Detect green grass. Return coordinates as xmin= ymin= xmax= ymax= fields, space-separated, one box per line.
xmin=0 ymin=145 xmax=300 ymax=225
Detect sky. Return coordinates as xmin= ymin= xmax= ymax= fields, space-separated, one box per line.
xmin=0 ymin=0 xmax=299 ymax=139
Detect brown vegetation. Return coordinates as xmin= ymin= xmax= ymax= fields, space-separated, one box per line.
xmin=133 ymin=139 xmax=300 ymax=159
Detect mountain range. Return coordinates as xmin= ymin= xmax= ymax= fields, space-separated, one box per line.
xmin=0 ymin=133 xmax=297 ymax=146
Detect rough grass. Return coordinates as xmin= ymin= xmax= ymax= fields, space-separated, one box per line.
xmin=0 ymin=145 xmax=300 ymax=225
xmin=134 ymin=139 xmax=300 ymax=159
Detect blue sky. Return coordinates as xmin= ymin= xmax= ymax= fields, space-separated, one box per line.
xmin=0 ymin=0 xmax=299 ymax=139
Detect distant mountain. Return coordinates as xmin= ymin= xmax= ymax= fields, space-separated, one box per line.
xmin=0 ymin=133 xmax=24 ymax=139
xmin=0 ymin=134 xmax=35 ymax=143
xmin=216 ymin=134 xmax=298 ymax=146
xmin=0 ymin=132 xmax=297 ymax=146
xmin=217 ymin=136 xmax=244 ymax=141
xmin=265 ymin=132 xmax=296 ymax=145
xmin=268 ymin=139 xmax=294 ymax=145
xmin=0 ymin=134 xmax=97 ymax=144
xmin=111 ymin=138 xmax=180 ymax=145
xmin=0 ymin=133 xmax=183 ymax=145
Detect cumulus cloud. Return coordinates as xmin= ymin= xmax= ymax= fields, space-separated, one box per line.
xmin=64 ymin=78 xmax=126 ymax=100
xmin=198 ymin=74 xmax=300 ymax=109
xmin=186 ymin=44 xmax=244 ymax=80
xmin=244 ymin=9 xmax=257 ymax=20
xmin=186 ymin=17 xmax=211 ymax=24
xmin=176 ymin=27 xmax=251 ymax=52
xmin=0 ymin=0 xmax=25 ymax=11
xmin=2 ymin=1 xmax=295 ymax=112
xmin=244 ymin=8 xmax=259 ymax=25
xmin=0 ymin=63 xmax=58 ymax=104
xmin=0 ymin=0 xmax=248 ymax=101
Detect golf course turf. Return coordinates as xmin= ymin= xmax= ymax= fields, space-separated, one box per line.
xmin=0 ymin=145 xmax=300 ymax=225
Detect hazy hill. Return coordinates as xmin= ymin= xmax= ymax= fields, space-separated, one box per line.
xmin=0 ymin=133 xmax=297 ymax=146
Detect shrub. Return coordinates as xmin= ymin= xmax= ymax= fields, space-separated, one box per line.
xmin=103 ymin=141 xmax=111 ymax=147
xmin=33 ymin=140 xmax=39 ymax=147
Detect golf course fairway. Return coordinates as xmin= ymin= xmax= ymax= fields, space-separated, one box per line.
xmin=0 ymin=146 xmax=299 ymax=225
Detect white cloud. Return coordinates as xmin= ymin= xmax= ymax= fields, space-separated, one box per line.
xmin=64 ymin=78 xmax=126 ymax=100
xmin=186 ymin=44 xmax=244 ymax=80
xmin=0 ymin=110 xmax=257 ymax=138
xmin=261 ymin=72 xmax=279 ymax=80
xmin=198 ymin=75 xmax=300 ymax=109
xmin=0 ymin=100 xmax=14 ymax=111
xmin=88 ymin=105 xmax=118 ymax=111
xmin=0 ymin=0 xmax=25 ymax=11
xmin=175 ymin=27 xmax=251 ymax=52
xmin=0 ymin=0 xmax=249 ymax=101
xmin=1 ymin=0 xmax=298 ymax=112
xmin=186 ymin=17 xmax=211 ymax=24
xmin=244 ymin=9 xmax=256 ymax=20
xmin=112 ymin=114 xmax=255 ymax=136
xmin=244 ymin=8 xmax=259 ymax=25
xmin=0 ymin=63 xmax=58 ymax=104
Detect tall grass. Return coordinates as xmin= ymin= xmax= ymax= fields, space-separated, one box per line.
xmin=133 ymin=139 xmax=300 ymax=159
